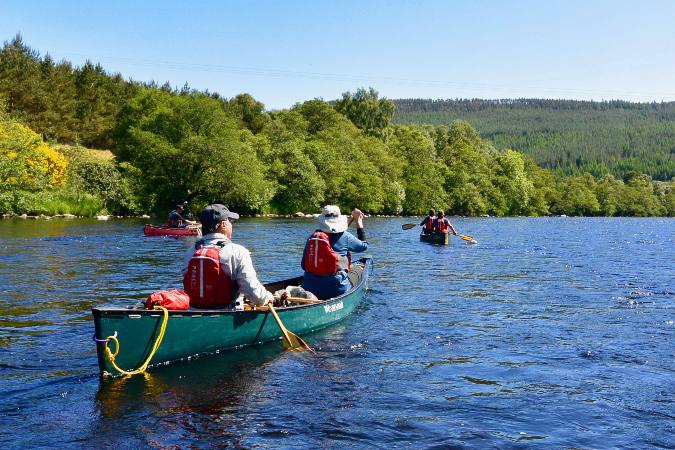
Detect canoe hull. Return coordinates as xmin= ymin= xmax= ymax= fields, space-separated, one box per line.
xmin=420 ymin=231 xmax=449 ymax=245
xmin=143 ymin=224 xmax=201 ymax=237
xmin=92 ymin=257 xmax=371 ymax=375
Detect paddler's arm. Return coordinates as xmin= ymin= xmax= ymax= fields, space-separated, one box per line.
xmin=231 ymin=247 xmax=274 ymax=306
xmin=447 ymin=220 xmax=458 ymax=235
xmin=351 ymin=208 xmax=367 ymax=245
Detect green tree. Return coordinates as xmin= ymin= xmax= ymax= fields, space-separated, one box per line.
xmin=287 ymin=99 xmax=390 ymax=212
xmin=114 ymin=89 xmax=274 ymax=213
xmin=0 ymin=35 xmax=45 ymax=128
xmin=38 ymin=55 xmax=78 ymax=142
xmin=226 ymin=93 xmax=270 ymax=133
xmin=440 ymin=121 xmax=501 ymax=215
xmin=493 ymin=149 xmax=535 ymax=215
xmin=553 ymin=174 xmax=600 ymax=216
xmin=388 ymin=125 xmax=447 ymax=214
xmin=615 ymin=174 xmax=666 ymax=216
xmin=268 ymin=139 xmax=325 ymax=213
xmin=595 ymin=174 xmax=623 ymax=216
xmin=69 ymin=158 xmax=130 ymax=211
xmin=334 ymin=87 xmax=395 ymax=137
xmin=523 ymin=157 xmax=555 ymax=216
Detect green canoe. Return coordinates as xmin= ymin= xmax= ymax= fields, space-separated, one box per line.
xmin=420 ymin=231 xmax=449 ymax=245
xmin=92 ymin=257 xmax=372 ymax=376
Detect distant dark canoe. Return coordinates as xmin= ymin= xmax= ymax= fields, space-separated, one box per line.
xmin=92 ymin=257 xmax=372 ymax=376
xmin=420 ymin=231 xmax=449 ymax=245
xmin=143 ymin=224 xmax=201 ymax=237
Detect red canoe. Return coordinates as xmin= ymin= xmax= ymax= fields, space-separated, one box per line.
xmin=143 ymin=224 xmax=202 ymax=237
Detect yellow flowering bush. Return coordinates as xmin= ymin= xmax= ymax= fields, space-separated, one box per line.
xmin=0 ymin=118 xmax=68 ymax=190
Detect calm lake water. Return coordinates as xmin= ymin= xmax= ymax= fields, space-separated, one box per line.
xmin=0 ymin=217 xmax=673 ymax=448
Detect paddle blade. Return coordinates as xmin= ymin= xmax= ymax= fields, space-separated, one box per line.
xmin=401 ymin=223 xmax=417 ymax=230
xmin=283 ymin=331 xmax=314 ymax=353
xmin=458 ymin=234 xmax=478 ymax=244
xmin=267 ymin=304 xmax=314 ymax=352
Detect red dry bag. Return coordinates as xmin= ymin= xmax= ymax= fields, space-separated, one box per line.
xmin=145 ymin=289 xmax=190 ymax=310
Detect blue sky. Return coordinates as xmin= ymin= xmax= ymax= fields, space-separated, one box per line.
xmin=1 ymin=0 xmax=674 ymax=109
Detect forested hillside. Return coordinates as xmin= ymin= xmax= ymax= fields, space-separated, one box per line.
xmin=392 ymin=99 xmax=675 ymax=181
xmin=1 ymin=36 xmax=673 ymax=217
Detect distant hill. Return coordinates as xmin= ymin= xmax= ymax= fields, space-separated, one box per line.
xmin=391 ymin=98 xmax=675 ymax=181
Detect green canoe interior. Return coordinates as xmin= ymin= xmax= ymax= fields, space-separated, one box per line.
xmin=92 ymin=257 xmax=372 ymax=375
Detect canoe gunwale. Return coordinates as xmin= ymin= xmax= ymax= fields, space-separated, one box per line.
xmin=143 ymin=224 xmax=201 ymax=237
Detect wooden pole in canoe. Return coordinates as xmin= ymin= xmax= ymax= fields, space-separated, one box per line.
xmin=286 ymin=297 xmax=321 ymax=304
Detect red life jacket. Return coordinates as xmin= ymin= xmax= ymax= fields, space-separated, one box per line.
xmin=304 ymin=231 xmax=342 ymax=276
xmin=424 ymin=216 xmax=435 ymax=231
xmin=183 ymin=241 xmax=233 ymax=308
xmin=434 ymin=218 xmax=448 ymax=233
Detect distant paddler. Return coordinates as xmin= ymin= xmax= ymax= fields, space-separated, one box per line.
xmin=167 ymin=204 xmax=187 ymax=228
xmin=401 ymin=209 xmax=477 ymax=244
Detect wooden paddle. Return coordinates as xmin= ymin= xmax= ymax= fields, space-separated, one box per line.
xmin=266 ymin=303 xmax=314 ymax=352
xmin=401 ymin=223 xmax=417 ymax=230
xmin=455 ymin=233 xmax=478 ymax=244
xmin=286 ymin=296 xmax=321 ymax=304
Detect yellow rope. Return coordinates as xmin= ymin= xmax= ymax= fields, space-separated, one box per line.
xmin=103 ymin=305 xmax=169 ymax=376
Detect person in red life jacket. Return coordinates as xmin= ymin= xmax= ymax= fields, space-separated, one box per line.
xmin=182 ymin=204 xmax=274 ymax=308
xmin=301 ymin=205 xmax=368 ymax=300
xmin=167 ymin=204 xmax=186 ymax=228
xmin=433 ymin=210 xmax=458 ymax=235
xmin=420 ymin=209 xmax=436 ymax=234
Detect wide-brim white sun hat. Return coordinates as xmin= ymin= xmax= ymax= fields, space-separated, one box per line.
xmin=317 ymin=205 xmax=348 ymax=233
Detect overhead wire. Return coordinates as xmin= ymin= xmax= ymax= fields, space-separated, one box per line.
xmin=61 ymin=52 xmax=675 ymax=100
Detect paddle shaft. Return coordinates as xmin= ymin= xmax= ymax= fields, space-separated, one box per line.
xmin=285 ymin=296 xmax=321 ymax=304
xmin=267 ymin=304 xmax=294 ymax=346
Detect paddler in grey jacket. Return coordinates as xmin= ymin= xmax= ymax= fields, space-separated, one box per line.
xmin=182 ymin=204 xmax=274 ymax=307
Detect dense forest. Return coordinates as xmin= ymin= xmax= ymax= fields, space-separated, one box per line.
xmin=392 ymin=98 xmax=675 ymax=181
xmin=1 ymin=35 xmax=673 ymax=217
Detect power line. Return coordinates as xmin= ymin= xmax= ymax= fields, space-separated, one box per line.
xmin=61 ymin=52 xmax=675 ymax=100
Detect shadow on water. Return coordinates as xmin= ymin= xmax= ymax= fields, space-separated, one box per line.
xmin=90 ymin=344 xmax=287 ymax=446
xmin=95 ymin=344 xmax=283 ymax=418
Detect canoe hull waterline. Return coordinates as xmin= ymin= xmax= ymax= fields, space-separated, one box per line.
xmin=143 ymin=224 xmax=202 ymax=237
xmin=420 ymin=232 xmax=449 ymax=245
xmin=92 ymin=257 xmax=372 ymax=376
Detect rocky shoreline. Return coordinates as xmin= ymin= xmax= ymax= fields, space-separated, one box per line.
xmin=0 ymin=213 xmax=153 ymax=220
